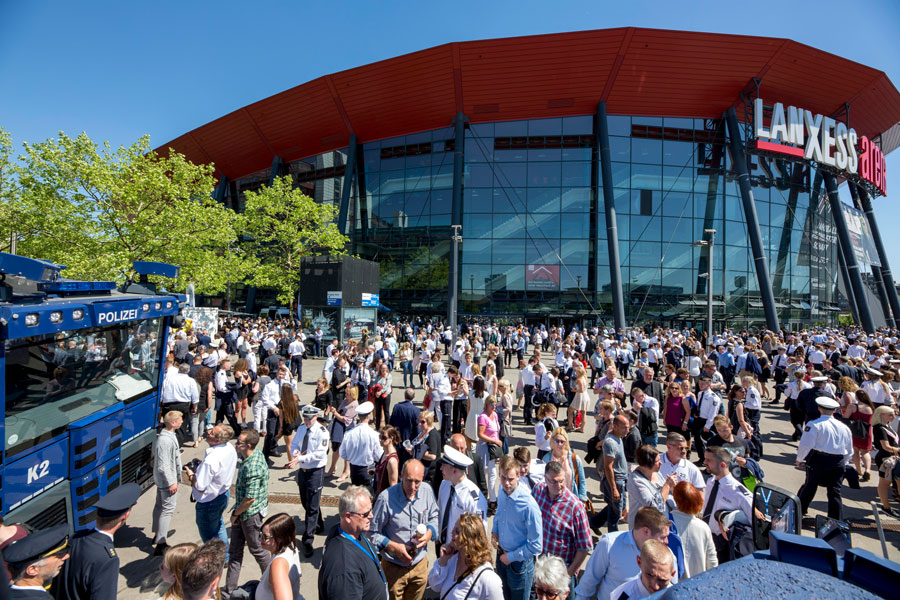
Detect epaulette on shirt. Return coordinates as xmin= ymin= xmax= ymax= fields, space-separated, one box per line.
xmin=470 ymin=489 xmax=479 ymax=501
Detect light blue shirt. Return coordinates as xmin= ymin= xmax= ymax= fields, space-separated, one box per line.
xmin=574 ymin=531 xmax=638 ymax=600
xmin=491 ymin=481 xmax=543 ymax=563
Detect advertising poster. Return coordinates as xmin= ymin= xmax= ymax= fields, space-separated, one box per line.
xmin=342 ymin=307 xmax=376 ymax=342
xmin=183 ymin=307 xmax=219 ymax=336
xmin=303 ymin=307 xmax=339 ymax=339
xmin=525 ymin=264 xmax=560 ymax=291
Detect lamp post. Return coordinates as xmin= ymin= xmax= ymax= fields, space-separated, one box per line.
xmin=693 ymin=228 xmax=716 ymax=343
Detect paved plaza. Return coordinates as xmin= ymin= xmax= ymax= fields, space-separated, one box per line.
xmin=113 ymin=356 xmax=900 ymax=599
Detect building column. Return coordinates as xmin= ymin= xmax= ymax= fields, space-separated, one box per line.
xmin=448 ymin=113 xmax=466 ymax=343
xmin=853 ymin=182 xmax=900 ymax=328
xmin=337 ymin=135 xmax=359 ymax=236
xmin=772 ymin=163 xmax=806 ymax=296
xmin=724 ymin=107 xmax=780 ymax=332
xmin=213 ymin=175 xmax=227 ymax=204
xmin=835 ymin=240 xmax=861 ymax=326
xmin=696 ymin=120 xmax=724 ymax=296
xmin=269 ymin=155 xmax=283 ymax=186
xmin=595 ymin=101 xmax=626 ymax=331
xmin=823 ymin=174 xmax=875 ymax=333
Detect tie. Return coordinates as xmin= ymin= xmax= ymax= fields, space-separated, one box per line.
xmin=703 ymin=478 xmax=720 ymax=522
xmin=301 ymin=428 xmax=310 ymax=453
xmin=440 ymin=485 xmax=456 ymax=543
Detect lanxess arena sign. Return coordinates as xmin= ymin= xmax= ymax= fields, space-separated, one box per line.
xmin=753 ymin=98 xmax=886 ymax=195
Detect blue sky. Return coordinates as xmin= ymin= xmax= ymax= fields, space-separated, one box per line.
xmin=2 ymin=0 xmax=899 ymax=268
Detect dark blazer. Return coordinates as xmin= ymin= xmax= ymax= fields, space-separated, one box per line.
xmin=53 ymin=529 xmax=118 ymax=600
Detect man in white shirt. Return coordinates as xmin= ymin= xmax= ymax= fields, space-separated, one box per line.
xmin=184 ymin=424 xmax=238 ymax=545
xmin=692 ymin=374 xmax=722 ymax=459
xmin=658 ymin=432 xmax=705 ymax=490
xmin=339 ymin=402 xmax=382 ymax=489
xmin=288 ymin=335 xmax=305 ymax=381
xmin=160 ymin=363 xmax=199 ymax=446
xmin=701 ymin=446 xmax=753 ymax=564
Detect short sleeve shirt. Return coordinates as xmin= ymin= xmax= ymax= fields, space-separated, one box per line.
xmin=602 ymin=435 xmax=627 ymax=479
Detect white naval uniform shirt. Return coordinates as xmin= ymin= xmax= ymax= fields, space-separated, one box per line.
xmin=290 ymin=421 xmax=330 ymax=469
xmin=339 ymin=422 xmax=382 ymax=467
xmin=797 ymin=414 xmax=853 ymax=466
xmin=701 ymin=474 xmax=752 ymax=535
xmin=696 ymin=390 xmax=722 ymax=424
xmin=437 ymin=477 xmax=488 ymax=544
xmin=659 ymin=453 xmax=706 ymax=489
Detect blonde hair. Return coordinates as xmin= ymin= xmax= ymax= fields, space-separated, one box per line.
xmin=161 ymin=543 xmax=198 ymax=600
xmin=453 ymin=512 xmax=493 ymax=574
xmin=549 ymin=427 xmax=570 ymax=450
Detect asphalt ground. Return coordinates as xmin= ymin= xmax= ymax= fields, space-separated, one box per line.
xmin=112 ymin=355 xmax=900 ymax=599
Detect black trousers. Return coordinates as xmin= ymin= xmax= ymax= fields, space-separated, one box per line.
xmin=375 ymin=393 xmax=391 ymax=429
xmin=161 ymin=402 xmax=192 ymax=445
xmin=290 ymin=356 xmax=303 ymax=380
xmin=713 ymin=532 xmax=731 ymax=564
xmin=691 ymin=417 xmax=711 ymax=459
xmin=263 ymin=409 xmax=279 ymax=459
xmin=523 ymin=384 xmax=535 ymax=424
xmin=798 ymin=451 xmax=844 ymax=520
xmin=296 ymin=467 xmax=325 ymax=543
xmin=452 ymin=400 xmax=466 ymax=434
xmin=440 ymin=400 xmax=453 ymax=444
xmin=504 ymin=347 xmax=514 ymax=366
xmin=350 ymin=463 xmax=373 ymax=491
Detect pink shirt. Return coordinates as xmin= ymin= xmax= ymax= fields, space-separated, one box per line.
xmin=478 ymin=411 xmax=500 ymax=439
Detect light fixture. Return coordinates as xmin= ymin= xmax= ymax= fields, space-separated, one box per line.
xmin=49 ymin=311 xmax=63 ymax=324
xmin=72 ymin=309 xmax=84 ymax=321
xmin=24 ymin=313 xmax=39 ymax=326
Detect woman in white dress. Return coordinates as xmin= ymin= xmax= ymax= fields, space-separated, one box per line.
xmin=256 ymin=512 xmax=304 ymax=600
xmin=484 ymin=362 xmax=498 ymax=397
xmin=428 ymin=512 xmax=503 ymax=600
xmin=567 ymin=363 xmax=591 ymax=433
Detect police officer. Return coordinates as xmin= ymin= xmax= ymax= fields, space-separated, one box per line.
xmin=339 ymin=401 xmax=382 ymax=489
xmin=54 ymin=482 xmax=140 ymax=600
xmin=436 ymin=446 xmax=488 ymax=551
xmin=5 ymin=524 xmax=69 ymax=598
xmin=796 ymin=396 xmax=853 ymax=520
xmin=287 ymin=404 xmax=330 ymax=558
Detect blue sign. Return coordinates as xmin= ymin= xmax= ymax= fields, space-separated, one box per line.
xmin=362 ymin=292 xmax=379 ymax=307
xmin=326 ymin=291 xmax=342 ymax=306
xmin=1 ymin=438 xmax=68 ymax=512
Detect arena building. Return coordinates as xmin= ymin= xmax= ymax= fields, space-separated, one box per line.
xmin=158 ymin=28 xmax=900 ymax=332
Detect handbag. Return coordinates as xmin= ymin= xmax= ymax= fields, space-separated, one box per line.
xmin=848 ymin=414 xmax=869 ymax=439
xmin=879 ymin=455 xmax=899 ymax=478
xmin=423 ymin=391 xmax=433 ymax=410
xmin=488 ymin=443 xmax=503 ymax=460
xmin=571 ymin=451 xmax=595 ymax=515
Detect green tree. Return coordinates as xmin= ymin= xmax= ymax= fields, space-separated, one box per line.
xmin=241 ymin=175 xmax=349 ymax=305
xmin=0 ymin=127 xmax=18 ymax=253
xmin=8 ymin=131 xmax=246 ymax=293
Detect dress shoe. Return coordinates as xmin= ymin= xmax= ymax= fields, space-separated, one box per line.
xmin=303 ymin=542 xmax=314 ymax=558
xmin=154 ymin=542 xmax=169 ymax=556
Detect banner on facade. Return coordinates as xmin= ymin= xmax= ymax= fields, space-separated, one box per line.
xmin=840 ymin=203 xmax=882 ymax=267
xmin=526 ymin=264 xmax=560 ymax=291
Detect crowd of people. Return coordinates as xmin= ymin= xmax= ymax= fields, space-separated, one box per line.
xmin=4 ymin=317 xmax=900 ymax=600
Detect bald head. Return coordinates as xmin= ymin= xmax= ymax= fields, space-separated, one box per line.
xmin=450 ymin=434 xmax=467 ymax=453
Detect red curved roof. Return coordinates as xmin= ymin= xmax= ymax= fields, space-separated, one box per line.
xmin=156 ymin=27 xmax=900 ymax=181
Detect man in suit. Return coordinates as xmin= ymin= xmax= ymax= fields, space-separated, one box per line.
xmin=6 ymin=525 xmax=69 ymax=599
xmin=54 ymin=483 xmax=140 ymax=600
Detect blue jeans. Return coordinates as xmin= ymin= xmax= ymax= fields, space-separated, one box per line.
xmin=196 ymin=491 xmax=229 ymax=545
xmin=402 ymin=360 xmax=414 ymax=388
xmin=641 ymin=433 xmax=658 ymax=447
xmin=497 ymin=554 xmax=534 ymax=600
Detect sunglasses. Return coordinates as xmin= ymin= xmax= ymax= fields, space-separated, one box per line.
xmin=350 ymin=509 xmax=373 ymax=519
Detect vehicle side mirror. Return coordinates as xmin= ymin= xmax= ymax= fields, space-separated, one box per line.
xmin=752 ymin=481 xmax=801 ymax=550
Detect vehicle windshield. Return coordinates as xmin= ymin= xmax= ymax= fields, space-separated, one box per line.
xmin=4 ymin=318 xmax=164 ymax=459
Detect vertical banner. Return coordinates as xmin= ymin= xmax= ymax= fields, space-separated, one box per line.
xmin=840 ymin=203 xmax=882 ymax=267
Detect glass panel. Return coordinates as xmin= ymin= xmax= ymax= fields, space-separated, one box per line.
xmin=6 ymin=318 xmax=164 ymax=458
xmin=528 ymin=148 xmax=562 ymax=162
xmin=630 ymin=241 xmax=661 ymax=268
xmin=493 ymin=213 xmax=526 ymax=239
xmin=495 ymin=120 xmax=527 ymax=136
xmin=607 ymin=115 xmax=630 ymax=136
xmin=527 ymin=162 xmax=561 ymax=187
xmin=529 ymin=118 xmax=563 ymax=135
xmin=527 ymin=188 xmax=561 ymax=213
xmin=464 ymin=188 xmax=493 ymax=213
xmin=632 ymin=163 xmax=662 ymax=190
xmin=529 ymin=213 xmax=561 ymax=239
xmin=561 ymin=162 xmax=591 ymax=187
xmin=610 ymin=136 xmax=630 ymax=161
xmin=495 ymin=163 xmax=527 ymax=187
xmin=611 ymin=162 xmax=630 ymax=188
xmin=563 ymin=115 xmax=593 ymax=134
xmin=465 ymin=163 xmax=495 ymax=187
xmin=663 ymin=140 xmax=694 ymax=166
xmin=462 ymin=238 xmax=492 ymax=263
xmin=662 ymin=268 xmax=692 ymax=295
xmin=492 ymin=239 xmax=526 ymax=264
xmin=561 ymin=187 xmax=591 ymax=213
xmin=561 ymin=239 xmax=590 ymax=263
xmin=632 ymin=137 xmax=663 ymax=164
xmin=462 ymin=213 xmax=493 ymax=239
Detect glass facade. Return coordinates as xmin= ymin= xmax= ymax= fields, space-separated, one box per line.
xmin=226 ymin=114 xmax=846 ymax=328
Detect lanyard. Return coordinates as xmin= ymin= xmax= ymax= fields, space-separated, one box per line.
xmin=340 ymin=531 xmax=388 ymax=588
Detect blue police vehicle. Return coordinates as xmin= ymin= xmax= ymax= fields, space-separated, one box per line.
xmin=0 ymin=252 xmax=184 ymax=533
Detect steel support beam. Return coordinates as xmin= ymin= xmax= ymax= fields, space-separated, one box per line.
xmin=823 ymin=173 xmax=875 ymax=333
xmin=724 ymin=108 xmax=780 ymax=331
xmin=337 ymin=135 xmax=358 ymax=236
xmin=696 ymin=120 xmax=724 ymax=296
xmin=448 ymin=113 xmax=467 ymax=345
xmin=836 ymin=239 xmax=861 ymax=326
xmin=268 ymin=155 xmax=283 ymax=187
xmin=213 ymin=175 xmax=227 ymax=204
xmin=854 ymin=182 xmax=900 ymax=328
xmin=596 ymin=101 xmax=626 ymax=331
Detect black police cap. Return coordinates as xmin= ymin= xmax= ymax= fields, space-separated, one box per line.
xmin=94 ymin=482 xmax=141 ymax=517
xmin=3 ymin=524 xmax=68 ymax=566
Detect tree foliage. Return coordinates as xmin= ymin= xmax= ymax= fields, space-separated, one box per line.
xmin=241 ymin=175 xmax=349 ymax=305
xmin=5 ymin=130 xmax=247 ymax=293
